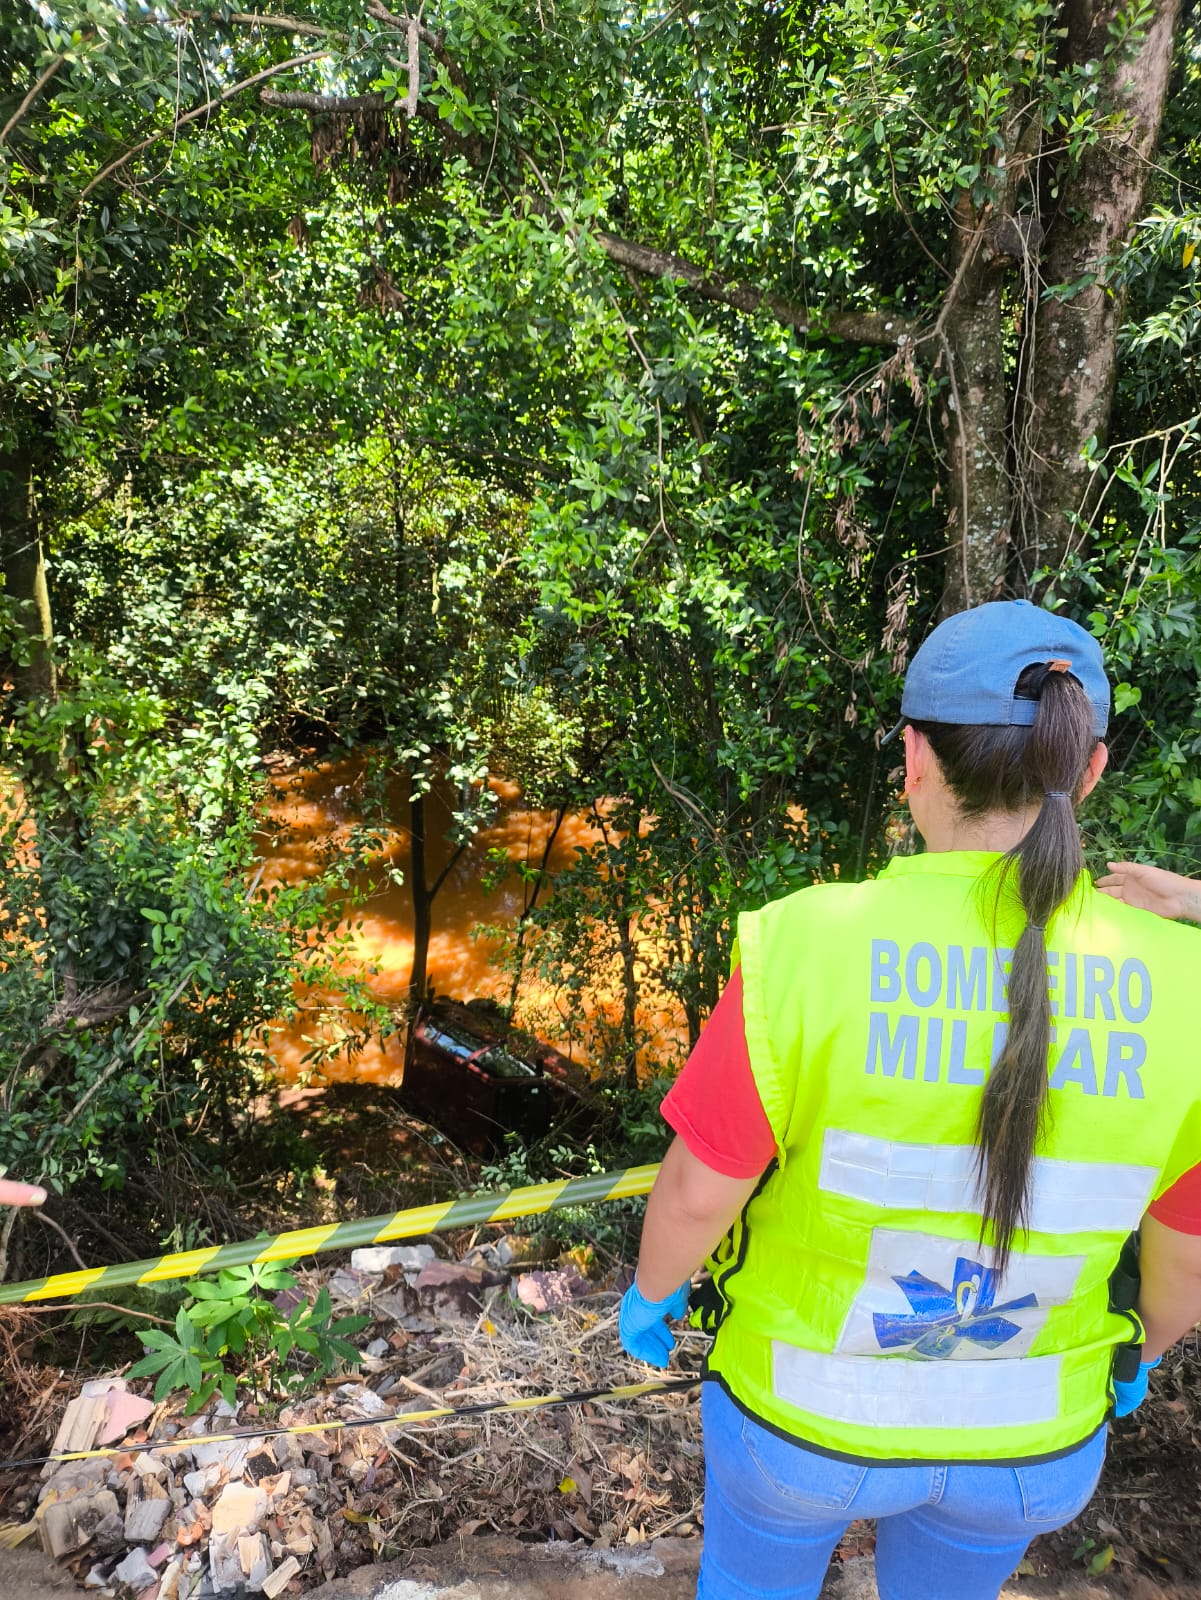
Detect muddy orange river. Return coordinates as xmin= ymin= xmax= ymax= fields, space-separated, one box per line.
xmin=257 ymin=756 xmax=686 ymax=1084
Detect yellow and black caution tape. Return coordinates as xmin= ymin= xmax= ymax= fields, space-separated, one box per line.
xmin=0 ymin=1165 xmax=660 ymax=1307
xmin=0 ymin=1376 xmax=701 ymax=1473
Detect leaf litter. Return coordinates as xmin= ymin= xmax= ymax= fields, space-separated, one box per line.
xmin=4 ymin=1242 xmax=1201 ymax=1595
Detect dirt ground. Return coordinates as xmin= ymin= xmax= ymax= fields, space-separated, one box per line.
xmin=0 ymin=1545 xmax=84 ymax=1598
xmin=304 ymin=1536 xmax=1201 ymax=1600
xmin=3 ymin=1521 xmax=1200 ymax=1599
xmin=4 ymin=1132 xmax=1200 ymax=1599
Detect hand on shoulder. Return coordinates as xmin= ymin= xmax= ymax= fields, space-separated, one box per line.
xmin=1096 ymin=862 xmax=1201 ymax=924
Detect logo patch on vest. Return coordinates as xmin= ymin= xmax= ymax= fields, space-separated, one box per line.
xmin=836 ymin=1229 xmax=1085 ymax=1361
xmin=872 ymin=1257 xmax=1037 ymax=1358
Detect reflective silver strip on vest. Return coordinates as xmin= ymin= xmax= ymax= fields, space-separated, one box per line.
xmin=773 ymin=1344 xmax=1062 ymax=1430
xmin=819 ymin=1130 xmax=1157 ymax=1234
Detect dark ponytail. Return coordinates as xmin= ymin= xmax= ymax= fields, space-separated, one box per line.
xmin=911 ymin=664 xmax=1098 ymax=1274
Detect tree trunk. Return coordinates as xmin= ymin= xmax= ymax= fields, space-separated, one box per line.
xmin=507 ymin=802 xmax=568 ymax=1014
xmin=0 ymin=450 xmax=56 ymax=708
xmin=936 ymin=198 xmax=1018 ymax=614
xmin=617 ymin=901 xmax=639 ymax=1092
xmin=1017 ymin=0 xmax=1181 ymax=586
xmin=408 ymin=789 xmax=431 ymax=1010
xmin=1 ymin=450 xmax=75 ymax=975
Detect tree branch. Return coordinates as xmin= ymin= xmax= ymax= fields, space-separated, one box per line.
xmin=73 ymin=48 xmax=332 ymax=208
xmin=259 ymin=86 xmax=438 ymax=124
xmin=226 ymin=11 xmax=336 ymax=38
xmin=31 ymin=1208 xmax=88 ymax=1273
xmin=0 ymin=55 xmax=65 ymax=148
xmin=59 ymin=964 xmax=198 ymax=1131
xmin=40 ymin=982 xmax=151 ymax=1038
xmin=594 ymin=231 xmax=919 ymax=346
xmin=364 ymin=0 xmax=446 ymax=55
xmin=260 ymin=89 xmax=385 ymax=112
xmin=429 ymin=839 xmax=469 ymax=903
xmin=364 ymin=0 xmax=467 ymax=93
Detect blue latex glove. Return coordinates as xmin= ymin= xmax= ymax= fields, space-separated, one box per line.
xmin=1113 ymin=1355 xmax=1161 ymax=1418
xmin=619 ymin=1278 xmax=689 ymax=1367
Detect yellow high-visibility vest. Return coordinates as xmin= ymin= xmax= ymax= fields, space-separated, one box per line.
xmin=706 ymin=851 xmax=1201 ymax=1462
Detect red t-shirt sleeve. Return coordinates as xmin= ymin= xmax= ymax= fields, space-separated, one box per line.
xmin=660 ymin=967 xmax=777 ymax=1179
xmin=1147 ymin=1165 xmax=1201 ymax=1234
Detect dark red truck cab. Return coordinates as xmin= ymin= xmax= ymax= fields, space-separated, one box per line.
xmin=403 ymin=998 xmax=595 ymax=1153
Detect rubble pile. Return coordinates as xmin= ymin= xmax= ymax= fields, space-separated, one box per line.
xmin=15 ymin=1232 xmax=707 ymax=1597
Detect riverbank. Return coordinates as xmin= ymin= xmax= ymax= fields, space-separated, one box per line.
xmin=4 ymin=1203 xmax=1200 ymax=1597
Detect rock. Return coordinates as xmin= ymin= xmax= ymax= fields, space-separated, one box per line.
xmin=328 ymin=1268 xmax=373 ymax=1302
xmin=515 ymin=1268 xmax=590 ymax=1313
xmin=260 ymin=1555 xmax=300 ymax=1598
xmin=492 ymin=1233 xmax=549 ymax=1267
xmin=368 ymin=1288 xmax=427 ymax=1327
xmin=333 ymin=1384 xmax=388 ymax=1416
xmin=350 ymin=1243 xmax=436 ymax=1278
xmin=238 ymin=1532 xmax=271 ymax=1589
xmin=414 ymin=1259 xmax=494 ymax=1317
xmin=93 ymin=1511 xmax=126 ymax=1555
xmin=210 ymin=1482 xmax=267 ymax=1537
xmin=81 ymin=1377 xmax=127 ymax=1399
xmin=208 ymin=1532 xmax=250 ymax=1593
xmin=158 ymin=1559 xmax=184 ymax=1600
xmin=132 ymin=1453 xmax=169 ymax=1479
xmin=271 ymin=1434 xmax=306 ymax=1472
xmin=191 ymin=1437 xmax=249 ymax=1477
xmin=255 ymin=1471 xmax=291 ymax=1505
xmin=246 ymin=1447 xmax=277 ymax=1478
xmin=183 ymin=1464 xmax=224 ymax=1499
xmin=124 ymin=1477 xmax=171 ymax=1543
xmin=364 ymin=1338 xmax=391 ymax=1359
xmin=112 ymin=1547 xmax=159 ymax=1592
xmin=40 ymin=1489 xmax=121 ymax=1559
xmin=39 ymin=1459 xmax=107 ymax=1502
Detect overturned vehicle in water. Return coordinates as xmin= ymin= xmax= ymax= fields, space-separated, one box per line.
xmin=400 ymin=997 xmax=596 ymax=1154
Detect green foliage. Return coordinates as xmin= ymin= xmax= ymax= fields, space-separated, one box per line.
xmin=128 ymin=1262 xmax=369 ymax=1412
xmin=1 ymin=0 xmax=1199 ymax=1187
xmin=0 ymin=623 xmax=376 ymax=1188
xmin=477 ymin=1122 xmax=654 ymax=1259
xmin=1063 ymin=425 xmax=1201 ymax=872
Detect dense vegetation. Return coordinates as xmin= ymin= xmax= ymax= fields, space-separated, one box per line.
xmin=1 ymin=0 xmax=1199 ymax=1258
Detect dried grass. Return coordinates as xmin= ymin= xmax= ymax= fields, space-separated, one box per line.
xmin=0 ymin=1307 xmax=70 ymax=1470
xmin=333 ymin=1286 xmax=707 ymax=1554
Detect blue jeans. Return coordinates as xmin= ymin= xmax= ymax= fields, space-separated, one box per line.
xmin=698 ymin=1381 xmax=1107 ymax=1600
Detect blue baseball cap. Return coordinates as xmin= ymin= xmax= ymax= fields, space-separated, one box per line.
xmin=888 ymin=600 xmax=1110 ymax=739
